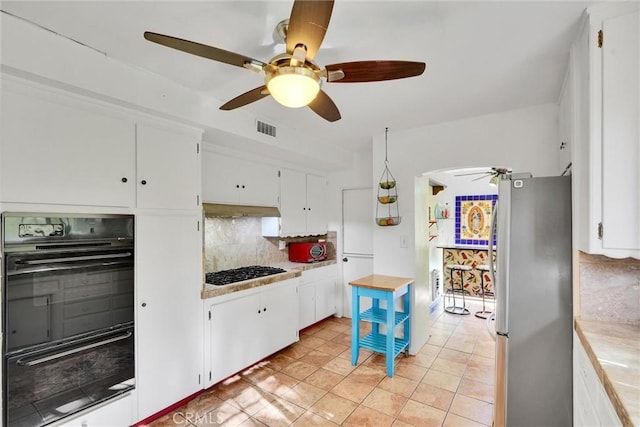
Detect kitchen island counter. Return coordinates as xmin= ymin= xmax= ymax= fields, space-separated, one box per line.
xmin=437 ymin=244 xmax=495 ymax=251
xmin=574 ymin=317 xmax=639 ymax=426
xmin=201 ymin=259 xmax=336 ymax=299
xmin=438 ymin=246 xmax=495 ymax=296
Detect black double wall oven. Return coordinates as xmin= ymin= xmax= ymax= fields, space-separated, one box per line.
xmin=1 ymin=213 xmax=135 ymax=426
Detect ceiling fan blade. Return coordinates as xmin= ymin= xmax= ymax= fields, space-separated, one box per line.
xmin=286 ymin=0 xmax=334 ymax=61
xmin=144 ymin=32 xmax=267 ymax=70
xmin=308 ymin=90 xmax=341 ymax=122
xmin=455 ymin=171 xmax=492 ymax=177
xmin=220 ymin=86 xmax=270 ymax=111
xmin=325 ymin=60 xmax=426 ymax=83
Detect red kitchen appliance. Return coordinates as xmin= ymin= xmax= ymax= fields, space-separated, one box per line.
xmin=288 ymin=242 xmax=327 ymax=263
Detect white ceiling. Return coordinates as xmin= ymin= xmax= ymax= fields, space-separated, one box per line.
xmin=1 ymin=1 xmax=593 ymax=152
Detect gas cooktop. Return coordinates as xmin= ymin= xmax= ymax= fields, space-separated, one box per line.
xmin=205 ymin=265 xmax=286 ymax=286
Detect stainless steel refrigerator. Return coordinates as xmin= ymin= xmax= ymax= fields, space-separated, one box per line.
xmin=488 ymin=175 xmax=573 ymax=427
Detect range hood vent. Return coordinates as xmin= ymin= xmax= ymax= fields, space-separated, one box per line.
xmin=203 ymin=203 xmax=280 ymax=218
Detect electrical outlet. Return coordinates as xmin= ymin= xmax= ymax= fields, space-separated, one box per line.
xmin=278 ymin=240 xmax=286 ymax=250
xmin=400 ymin=235 xmax=408 ymax=248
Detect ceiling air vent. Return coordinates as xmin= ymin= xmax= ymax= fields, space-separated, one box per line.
xmin=256 ymin=120 xmax=276 ymax=138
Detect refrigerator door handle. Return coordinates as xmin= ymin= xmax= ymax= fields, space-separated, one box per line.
xmin=488 ymin=200 xmax=498 ymax=300
xmin=495 ymin=180 xmax=511 ymax=334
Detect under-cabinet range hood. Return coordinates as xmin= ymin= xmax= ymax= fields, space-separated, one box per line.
xmin=203 ymin=203 xmax=280 ymax=218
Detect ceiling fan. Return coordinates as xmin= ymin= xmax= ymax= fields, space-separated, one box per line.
xmin=455 ymin=167 xmax=512 ymax=185
xmin=143 ymin=0 xmax=426 ymax=122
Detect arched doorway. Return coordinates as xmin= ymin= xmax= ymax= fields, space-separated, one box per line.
xmin=415 ymin=166 xmax=501 ymax=319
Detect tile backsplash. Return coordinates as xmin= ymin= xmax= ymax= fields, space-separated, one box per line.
xmin=204 ymin=217 xmax=336 ymax=272
xmin=579 ymin=251 xmax=640 ymax=324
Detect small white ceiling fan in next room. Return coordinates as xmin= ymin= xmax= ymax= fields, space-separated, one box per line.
xmin=455 ymin=167 xmax=513 ymax=186
xmin=143 ymin=0 xmax=426 ymax=122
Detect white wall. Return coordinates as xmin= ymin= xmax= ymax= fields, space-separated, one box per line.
xmin=372 ymin=102 xmax=560 ymax=351
xmin=373 ymin=102 xmax=560 ymax=276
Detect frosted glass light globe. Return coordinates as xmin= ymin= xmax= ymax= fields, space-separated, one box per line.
xmin=266 ymin=67 xmax=320 ymax=108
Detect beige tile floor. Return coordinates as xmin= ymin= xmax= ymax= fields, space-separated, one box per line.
xmin=147 ymin=299 xmax=496 ymax=427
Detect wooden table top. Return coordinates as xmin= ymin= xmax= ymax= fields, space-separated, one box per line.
xmin=348 ymin=274 xmax=414 ymax=291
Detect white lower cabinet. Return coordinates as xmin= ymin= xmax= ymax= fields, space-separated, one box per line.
xmin=135 ymin=214 xmax=204 ymax=421
xmin=205 ymin=278 xmax=299 ymax=387
xmin=573 ymin=331 xmax=621 ymax=427
xmin=298 ymin=265 xmax=338 ymax=330
xmin=51 ymin=393 xmax=134 ymax=427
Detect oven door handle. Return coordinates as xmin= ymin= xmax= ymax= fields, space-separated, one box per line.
xmin=15 ymin=252 xmax=132 ymax=265
xmin=15 ymin=331 xmax=132 ymax=367
xmin=8 ymin=260 xmax=133 ymax=276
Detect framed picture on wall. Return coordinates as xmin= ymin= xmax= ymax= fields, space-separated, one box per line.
xmin=455 ymin=194 xmax=498 ymax=246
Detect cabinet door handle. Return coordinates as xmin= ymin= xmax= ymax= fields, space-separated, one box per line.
xmin=121 ymin=177 xmax=128 ymax=183
xmin=141 ymin=302 xmax=147 ymax=307
xmin=258 ymin=309 xmax=261 ymax=314
xmin=263 ymin=307 xmax=267 ymax=312
xmin=141 ymin=180 xmax=147 ymax=185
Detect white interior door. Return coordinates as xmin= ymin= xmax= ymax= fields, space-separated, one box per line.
xmin=342 ymin=188 xmax=374 ymax=318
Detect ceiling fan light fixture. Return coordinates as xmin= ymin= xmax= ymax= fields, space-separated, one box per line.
xmin=489 ymin=175 xmax=500 ymax=187
xmin=266 ymin=66 xmax=320 ymax=108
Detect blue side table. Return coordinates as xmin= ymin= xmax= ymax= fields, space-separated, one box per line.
xmin=348 ymin=274 xmax=413 ymax=377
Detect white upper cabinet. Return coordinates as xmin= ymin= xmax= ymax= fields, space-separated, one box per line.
xmin=277 ymin=169 xmax=328 ymax=236
xmin=600 ymin=7 xmax=639 ymax=254
xmin=0 ymin=77 xmax=203 ymax=212
xmin=136 ymin=123 xmax=201 ymax=211
xmin=572 ymin=3 xmax=639 ymax=258
xmin=1 ymin=78 xmax=134 ymax=207
xmin=306 ymin=173 xmax=329 ymax=235
xmin=201 ymin=150 xmax=279 ymax=207
xmin=279 ymin=169 xmax=308 ymax=235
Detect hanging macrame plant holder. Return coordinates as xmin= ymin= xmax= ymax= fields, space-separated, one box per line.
xmin=376 ymin=128 xmax=401 ymax=226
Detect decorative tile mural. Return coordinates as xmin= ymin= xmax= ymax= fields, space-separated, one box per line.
xmin=455 ymin=194 xmax=498 ymax=246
